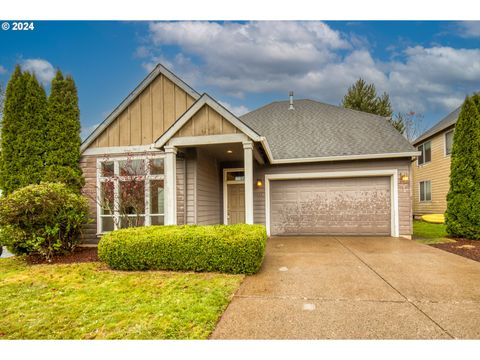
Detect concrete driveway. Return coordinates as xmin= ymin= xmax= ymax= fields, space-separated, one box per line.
xmin=211 ymin=236 xmax=480 ymax=339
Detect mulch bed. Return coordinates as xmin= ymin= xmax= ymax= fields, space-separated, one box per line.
xmin=26 ymin=247 xmax=99 ymax=265
xmin=431 ymin=239 xmax=480 ymax=262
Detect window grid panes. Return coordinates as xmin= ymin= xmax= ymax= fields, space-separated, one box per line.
xmin=420 ymin=180 xmax=432 ymax=202
xmin=417 ymin=141 xmax=431 ymax=165
xmin=445 ymin=131 xmax=454 ymax=155
xmin=98 ymin=156 xmax=165 ymax=233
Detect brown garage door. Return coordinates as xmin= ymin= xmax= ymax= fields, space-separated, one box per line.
xmin=270 ymin=177 xmax=391 ymax=236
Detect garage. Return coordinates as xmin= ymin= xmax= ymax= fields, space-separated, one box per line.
xmin=269 ymin=176 xmax=392 ymax=236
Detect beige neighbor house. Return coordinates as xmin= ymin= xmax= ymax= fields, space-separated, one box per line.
xmin=412 ymin=107 xmax=461 ymax=217
xmin=80 ymin=64 xmax=419 ymax=244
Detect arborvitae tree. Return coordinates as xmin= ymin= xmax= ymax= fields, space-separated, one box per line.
xmin=18 ymin=72 xmax=48 ymax=190
xmin=0 ymin=66 xmax=28 ymax=193
xmin=0 ymin=83 xmax=5 ymax=120
xmin=446 ymin=94 xmax=480 ymax=239
xmin=44 ymin=70 xmax=84 ymax=192
xmin=0 ymin=68 xmax=47 ymax=194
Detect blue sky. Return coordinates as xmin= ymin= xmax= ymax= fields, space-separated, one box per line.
xmin=1 ymin=20 xmax=479 ymax=139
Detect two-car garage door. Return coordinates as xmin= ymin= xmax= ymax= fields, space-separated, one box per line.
xmin=269 ymin=176 xmax=391 ymax=236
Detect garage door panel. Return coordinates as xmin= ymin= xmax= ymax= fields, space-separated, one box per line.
xmin=270 ymin=177 xmax=391 ymax=236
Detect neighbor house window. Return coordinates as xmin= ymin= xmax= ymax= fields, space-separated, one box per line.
xmin=97 ymin=155 xmax=165 ymax=233
xmin=419 ymin=180 xmax=432 ymax=202
xmin=417 ymin=141 xmax=431 ymax=165
xmin=445 ymin=130 xmax=454 ymax=156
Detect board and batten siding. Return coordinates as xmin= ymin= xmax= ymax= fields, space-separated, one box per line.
xmin=173 ymin=104 xmax=239 ymax=138
xmin=412 ymin=129 xmax=453 ymax=215
xmin=252 ymin=158 xmax=413 ymax=236
xmin=79 ymin=153 xmax=186 ymax=244
xmin=195 ymin=149 xmax=222 ymax=225
xmin=88 ymin=74 xmax=196 ymax=150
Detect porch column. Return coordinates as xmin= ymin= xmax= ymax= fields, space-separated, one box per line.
xmin=164 ymin=145 xmax=177 ymax=225
xmin=243 ymin=141 xmax=254 ymax=224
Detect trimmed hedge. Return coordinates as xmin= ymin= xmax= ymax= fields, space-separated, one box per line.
xmin=98 ymin=224 xmax=267 ymax=274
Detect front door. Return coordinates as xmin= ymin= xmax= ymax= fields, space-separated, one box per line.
xmin=227 ymin=184 xmax=245 ymax=224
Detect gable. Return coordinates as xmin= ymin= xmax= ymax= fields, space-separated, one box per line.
xmin=174 ymin=104 xmax=240 ymax=138
xmin=89 ymin=74 xmax=196 ymax=149
xmin=154 ymin=94 xmax=261 ymax=148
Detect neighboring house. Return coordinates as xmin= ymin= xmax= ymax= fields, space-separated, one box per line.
xmin=80 ymin=64 xmax=419 ymax=243
xmin=412 ymin=106 xmax=461 ymax=216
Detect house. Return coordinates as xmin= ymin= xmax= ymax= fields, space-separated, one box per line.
xmin=412 ymin=106 xmax=460 ymax=217
xmin=80 ymin=64 xmax=419 ymax=243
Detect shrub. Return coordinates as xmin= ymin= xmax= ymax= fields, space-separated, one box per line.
xmin=0 ymin=182 xmax=90 ymax=260
xmin=98 ymin=224 xmax=267 ymax=274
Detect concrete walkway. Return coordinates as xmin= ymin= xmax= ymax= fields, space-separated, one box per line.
xmin=211 ymin=236 xmax=480 ymax=339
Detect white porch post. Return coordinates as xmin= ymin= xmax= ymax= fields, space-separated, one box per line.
xmin=164 ymin=145 xmax=177 ymax=225
xmin=243 ymin=141 xmax=254 ymax=224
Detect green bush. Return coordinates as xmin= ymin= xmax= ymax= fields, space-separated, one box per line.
xmin=0 ymin=182 xmax=90 ymax=260
xmin=98 ymin=224 xmax=267 ymax=274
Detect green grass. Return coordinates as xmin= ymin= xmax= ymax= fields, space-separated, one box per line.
xmin=0 ymin=257 xmax=243 ymax=339
xmin=413 ymin=220 xmax=455 ymax=245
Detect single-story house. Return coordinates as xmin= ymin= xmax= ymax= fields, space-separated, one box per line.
xmin=80 ymin=64 xmax=419 ymax=243
xmin=412 ymin=106 xmax=460 ymax=216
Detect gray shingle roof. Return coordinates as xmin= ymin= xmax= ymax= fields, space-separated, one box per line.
xmin=240 ymin=99 xmax=416 ymax=160
xmin=413 ymin=106 xmax=461 ymax=145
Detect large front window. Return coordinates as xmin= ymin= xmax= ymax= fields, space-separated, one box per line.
xmin=97 ymin=155 xmax=165 ymax=233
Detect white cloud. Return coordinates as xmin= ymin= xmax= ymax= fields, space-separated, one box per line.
xmin=219 ymin=101 xmax=249 ymax=116
xmin=141 ymin=21 xmax=480 ymax=116
xmin=457 ymin=21 xmax=480 ymax=38
xmin=0 ymin=65 xmax=6 ymax=74
xmin=21 ymin=58 xmax=55 ymax=85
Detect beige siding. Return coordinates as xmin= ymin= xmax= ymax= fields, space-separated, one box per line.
xmin=195 ymin=149 xmax=222 ymax=225
xmin=253 ymin=158 xmax=413 ymax=236
xmin=185 ymin=155 xmax=197 ymax=224
xmin=175 ymin=104 xmax=238 ymax=138
xmin=80 ymin=155 xmax=98 ymax=244
xmin=87 ymin=74 xmax=196 ymax=150
xmin=79 ymin=152 xmax=186 ymax=244
xmin=412 ymin=129 xmax=453 ymax=215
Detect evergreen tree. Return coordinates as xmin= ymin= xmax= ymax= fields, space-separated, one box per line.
xmin=341 ymin=78 xmax=410 ymax=134
xmin=0 ymin=66 xmax=28 ymax=193
xmin=0 ymin=68 xmax=47 ymax=194
xmin=44 ymin=70 xmax=84 ymax=192
xmin=446 ymin=94 xmax=480 ymax=239
xmin=0 ymin=83 xmax=5 ymax=121
xmin=342 ymin=78 xmax=393 ymax=118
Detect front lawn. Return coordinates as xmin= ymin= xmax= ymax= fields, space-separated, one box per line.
xmin=413 ymin=220 xmax=455 ymax=245
xmin=0 ymin=257 xmax=243 ymax=339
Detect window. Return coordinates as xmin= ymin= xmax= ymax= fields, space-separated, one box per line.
xmin=445 ymin=130 xmax=454 ymax=156
xmin=97 ymin=155 xmax=165 ymax=233
xmin=419 ymin=180 xmax=432 ymax=202
xmin=417 ymin=141 xmax=431 ymax=165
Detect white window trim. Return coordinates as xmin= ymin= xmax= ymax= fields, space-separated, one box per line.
xmin=96 ymin=154 xmax=165 ymax=235
xmin=419 ymin=180 xmax=432 ymax=203
xmin=223 ymin=168 xmax=245 ymax=225
xmin=444 ymin=130 xmax=454 ymax=157
xmin=417 ymin=140 xmax=432 ymax=166
xmin=264 ymin=170 xmax=400 ymax=238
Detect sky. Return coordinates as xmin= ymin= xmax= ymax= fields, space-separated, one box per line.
xmin=0 ymin=20 xmax=479 ymax=139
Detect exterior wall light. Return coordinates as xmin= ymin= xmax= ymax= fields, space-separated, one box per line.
xmin=256 ymin=179 xmax=263 ymax=187
xmin=400 ymin=173 xmax=409 ymax=182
